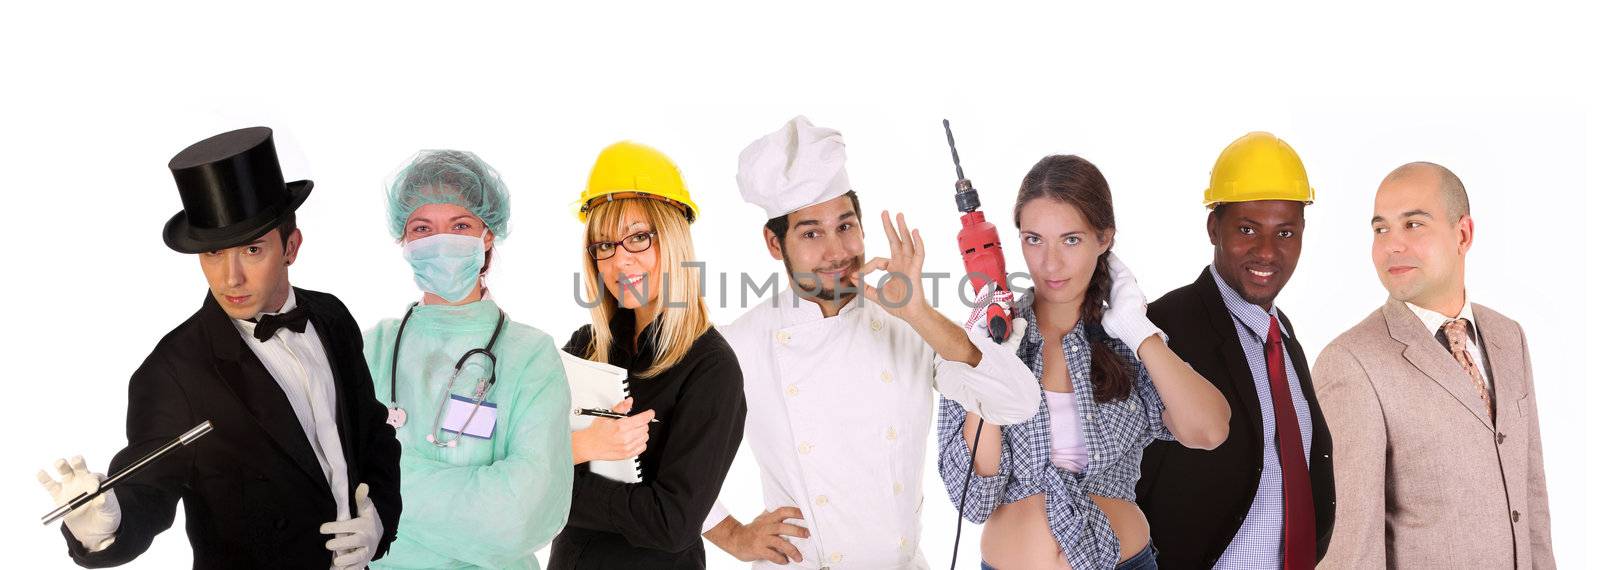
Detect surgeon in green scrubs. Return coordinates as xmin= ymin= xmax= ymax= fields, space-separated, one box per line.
xmin=364 ymin=149 xmax=572 ymax=569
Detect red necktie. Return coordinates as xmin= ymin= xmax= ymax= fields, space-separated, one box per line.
xmin=1267 ymin=316 xmax=1314 ymax=569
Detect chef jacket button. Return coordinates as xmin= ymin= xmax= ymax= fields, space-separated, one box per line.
xmin=880 ymin=370 xmax=893 ymax=383
xmin=886 ymin=427 xmax=898 ymax=441
xmin=815 ymin=495 xmax=829 ymax=506
xmin=798 ymin=442 xmax=813 ymax=455
xmin=871 ymin=319 xmax=883 ymax=332
xmin=776 ymin=331 xmax=791 ymax=345
xmin=893 ymin=481 xmax=904 ymax=495
xmin=786 ymin=384 xmax=800 ymax=397
xmin=830 ymin=553 xmax=843 ymax=564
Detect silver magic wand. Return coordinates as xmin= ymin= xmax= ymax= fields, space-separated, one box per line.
xmin=41 ymin=420 xmax=214 ymax=526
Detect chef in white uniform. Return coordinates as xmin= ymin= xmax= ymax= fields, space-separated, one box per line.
xmin=700 ymin=116 xmax=1041 ymax=569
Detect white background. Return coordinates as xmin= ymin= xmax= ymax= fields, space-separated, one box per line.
xmin=2 ymin=2 xmax=1593 ymax=568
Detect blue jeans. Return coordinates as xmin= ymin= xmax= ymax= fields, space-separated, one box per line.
xmin=981 ymin=543 xmax=1158 ymax=570
xmin=1115 ymin=542 xmax=1158 ymax=570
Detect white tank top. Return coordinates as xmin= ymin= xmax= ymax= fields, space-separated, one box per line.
xmin=1044 ymin=390 xmax=1088 ymax=473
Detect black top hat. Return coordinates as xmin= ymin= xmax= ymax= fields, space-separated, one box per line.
xmin=162 ymin=127 xmax=313 ymax=253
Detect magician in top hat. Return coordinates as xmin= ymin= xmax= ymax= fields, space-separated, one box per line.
xmin=36 ymin=127 xmax=403 ymax=570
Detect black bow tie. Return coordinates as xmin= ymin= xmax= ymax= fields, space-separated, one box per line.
xmin=250 ymin=305 xmax=309 ymax=342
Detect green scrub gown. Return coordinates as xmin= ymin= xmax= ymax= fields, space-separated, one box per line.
xmin=364 ymin=299 xmax=572 ymax=569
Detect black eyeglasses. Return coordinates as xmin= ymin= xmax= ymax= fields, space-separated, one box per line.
xmin=587 ymin=231 xmax=656 ymax=260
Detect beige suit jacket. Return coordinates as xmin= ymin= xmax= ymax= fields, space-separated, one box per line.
xmin=1313 ymin=298 xmax=1554 ymax=568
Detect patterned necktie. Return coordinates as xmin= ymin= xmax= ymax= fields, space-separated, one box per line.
xmin=1438 ymin=318 xmax=1494 ymax=420
xmin=1266 ymin=316 xmax=1314 ymax=570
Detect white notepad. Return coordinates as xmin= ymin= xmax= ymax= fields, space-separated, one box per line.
xmin=559 ymin=351 xmax=643 ymax=484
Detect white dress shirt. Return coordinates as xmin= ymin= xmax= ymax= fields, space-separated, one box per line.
xmin=704 ymin=288 xmax=1039 ymax=569
xmin=1406 ymin=295 xmax=1492 ymax=391
xmin=232 ymin=289 xmax=352 ymax=520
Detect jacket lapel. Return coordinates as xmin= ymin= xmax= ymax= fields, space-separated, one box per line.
xmin=1472 ymin=304 xmax=1524 ymax=428
xmin=1278 ymin=313 xmax=1329 ymax=446
xmin=201 ymin=293 xmax=335 ymax=496
xmin=1194 ymin=270 xmax=1266 ymax=451
xmin=1383 ymin=298 xmax=1494 ymax=431
xmin=297 ymin=289 xmax=357 ymax=511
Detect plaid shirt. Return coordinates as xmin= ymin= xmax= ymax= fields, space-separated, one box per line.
xmin=938 ymin=289 xmax=1173 ymax=569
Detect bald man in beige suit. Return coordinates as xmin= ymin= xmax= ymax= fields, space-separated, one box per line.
xmin=1313 ymin=162 xmax=1553 ymax=568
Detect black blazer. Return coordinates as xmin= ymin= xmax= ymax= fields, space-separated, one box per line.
xmin=1136 ymin=269 xmax=1334 ymax=568
xmin=64 ymin=288 xmax=401 ymax=569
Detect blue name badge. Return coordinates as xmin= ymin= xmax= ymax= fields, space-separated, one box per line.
xmin=440 ymin=394 xmax=497 ymax=439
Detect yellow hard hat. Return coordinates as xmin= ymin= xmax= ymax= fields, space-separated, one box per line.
xmin=579 ymin=141 xmax=699 ymax=223
xmin=1203 ymin=132 xmax=1315 ymax=208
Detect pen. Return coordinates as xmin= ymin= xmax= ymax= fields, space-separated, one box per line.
xmin=574 ymin=407 xmax=660 ymax=423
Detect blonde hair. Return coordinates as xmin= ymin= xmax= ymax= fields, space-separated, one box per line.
xmin=582 ymin=198 xmax=710 ymax=378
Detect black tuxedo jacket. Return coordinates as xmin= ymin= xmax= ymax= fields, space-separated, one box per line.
xmin=65 ymin=288 xmax=401 ymax=569
xmin=1136 ymin=269 xmax=1335 ymax=567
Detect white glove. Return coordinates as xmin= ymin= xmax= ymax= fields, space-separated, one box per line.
xmin=37 ymin=455 xmax=121 ymax=552
xmin=1099 ymin=253 xmax=1165 ymax=355
xmin=321 ymin=483 xmax=383 ymax=570
xmin=964 ymin=282 xmax=1027 ymax=357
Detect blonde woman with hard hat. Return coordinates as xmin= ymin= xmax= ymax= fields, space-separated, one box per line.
xmin=549 ymin=142 xmax=747 ymax=569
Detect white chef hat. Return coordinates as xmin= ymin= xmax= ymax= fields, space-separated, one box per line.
xmin=736 ymin=116 xmax=852 ymax=220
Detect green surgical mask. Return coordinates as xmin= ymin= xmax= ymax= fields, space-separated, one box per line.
xmin=402 ymin=232 xmax=485 ymax=302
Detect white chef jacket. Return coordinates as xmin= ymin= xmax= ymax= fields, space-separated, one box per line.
xmin=704 ymin=288 xmax=1039 ymax=569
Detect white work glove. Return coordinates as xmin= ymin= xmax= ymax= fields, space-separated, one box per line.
xmin=964 ymin=282 xmax=1027 ymax=357
xmin=37 ymin=455 xmax=121 ymax=552
xmin=1099 ymin=253 xmax=1165 ymax=356
xmin=321 ymin=483 xmax=383 ymax=570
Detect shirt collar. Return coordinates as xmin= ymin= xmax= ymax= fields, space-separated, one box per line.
xmin=278 ymin=289 xmax=298 ymax=314
xmin=1405 ymin=294 xmax=1476 ymax=338
xmin=606 ymin=306 xmax=664 ymax=360
xmin=234 ymin=288 xmax=299 ymax=332
xmin=1208 ymin=264 xmax=1287 ymax=343
xmin=233 ymin=286 xmax=302 ymax=336
xmin=1013 ymin=287 xmax=1088 ymax=348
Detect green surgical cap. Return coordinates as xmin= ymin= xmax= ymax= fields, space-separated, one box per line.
xmin=387 ymin=149 xmax=510 ymax=239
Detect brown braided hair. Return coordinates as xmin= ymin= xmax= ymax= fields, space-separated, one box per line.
xmin=1014 ymin=155 xmax=1134 ymax=403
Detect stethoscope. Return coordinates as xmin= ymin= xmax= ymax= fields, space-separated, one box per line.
xmin=385 ymin=302 xmax=508 ymax=448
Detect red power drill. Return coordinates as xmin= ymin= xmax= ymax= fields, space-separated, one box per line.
xmin=943 ymin=119 xmax=1012 ymax=569
xmin=944 ymin=119 xmax=1012 ymax=343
